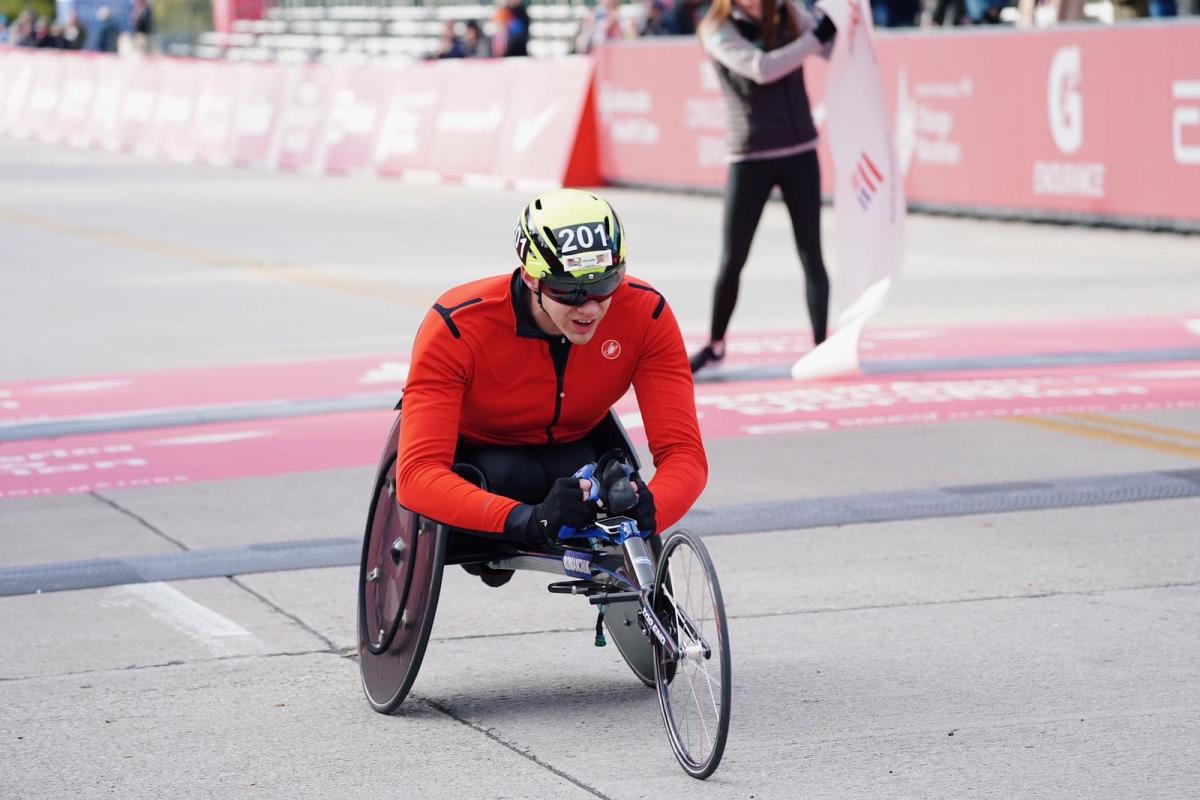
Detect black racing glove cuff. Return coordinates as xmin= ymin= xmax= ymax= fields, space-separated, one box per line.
xmin=632 ymin=481 xmax=658 ymax=536
xmin=813 ymin=12 xmax=836 ymax=45
xmin=504 ymin=477 xmax=596 ymax=546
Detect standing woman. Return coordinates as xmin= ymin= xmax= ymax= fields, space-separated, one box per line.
xmin=690 ymin=0 xmax=837 ymax=373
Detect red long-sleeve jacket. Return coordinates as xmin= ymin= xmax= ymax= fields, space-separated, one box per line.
xmin=395 ymin=270 xmax=707 ymax=534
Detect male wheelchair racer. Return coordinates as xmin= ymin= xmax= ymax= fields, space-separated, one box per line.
xmin=357 ymin=405 xmax=732 ymax=779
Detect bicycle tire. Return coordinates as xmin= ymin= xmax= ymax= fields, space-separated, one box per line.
xmin=652 ymin=529 xmax=731 ymax=780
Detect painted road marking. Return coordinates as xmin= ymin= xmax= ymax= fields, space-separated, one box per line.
xmin=3 ymin=317 xmax=1198 ymax=429
xmin=120 ymin=582 xmax=255 ymax=653
xmin=2 ymin=362 xmax=1199 ymax=499
xmin=1009 ymin=414 xmax=1200 ymax=461
xmin=27 ymin=380 xmax=132 ymax=394
xmin=150 ymin=430 xmax=275 ymax=447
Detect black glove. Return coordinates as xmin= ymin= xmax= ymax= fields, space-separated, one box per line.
xmin=630 ymin=480 xmax=657 ymax=536
xmin=813 ymin=11 xmax=836 ymax=44
xmin=521 ymin=477 xmax=596 ymax=546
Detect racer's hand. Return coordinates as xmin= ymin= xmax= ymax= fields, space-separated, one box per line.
xmin=529 ymin=477 xmax=596 ymax=545
xmin=630 ymin=481 xmax=657 ymax=536
xmin=813 ymin=10 xmax=836 ymax=44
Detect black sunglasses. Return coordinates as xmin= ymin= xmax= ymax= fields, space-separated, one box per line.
xmin=538 ymin=266 xmax=625 ymax=307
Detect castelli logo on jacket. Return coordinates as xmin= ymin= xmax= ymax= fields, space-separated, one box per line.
xmin=601 ymin=340 xmax=622 ymax=359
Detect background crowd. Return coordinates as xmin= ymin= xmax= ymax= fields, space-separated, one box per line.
xmin=0 ymin=0 xmax=1194 ymax=65
xmin=1 ymin=0 xmax=152 ymax=51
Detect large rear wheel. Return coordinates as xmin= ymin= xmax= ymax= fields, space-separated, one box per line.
xmin=652 ymin=529 xmax=731 ymax=780
xmin=357 ymin=425 xmax=446 ymax=714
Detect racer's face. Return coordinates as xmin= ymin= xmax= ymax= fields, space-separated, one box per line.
xmin=522 ymin=272 xmax=614 ymax=345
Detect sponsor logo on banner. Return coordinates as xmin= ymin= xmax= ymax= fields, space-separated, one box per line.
xmin=895 ymin=71 xmax=968 ymax=175
xmin=601 ymin=340 xmax=622 ymax=360
xmin=1173 ymin=80 xmax=1200 ymax=166
xmin=513 ymin=101 xmax=561 ymax=153
xmin=374 ymin=88 xmax=438 ymax=162
xmin=1047 ymin=46 xmax=1083 ymax=154
xmin=852 ymin=151 xmax=884 ymax=209
xmin=687 ymin=62 xmax=726 ymax=168
xmin=599 ymin=83 xmax=660 ymax=145
xmin=436 ymin=103 xmax=503 ymax=133
xmin=1034 ymin=46 xmax=1105 ymax=199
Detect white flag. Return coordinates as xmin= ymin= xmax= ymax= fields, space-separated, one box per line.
xmin=792 ymin=0 xmax=906 ymax=381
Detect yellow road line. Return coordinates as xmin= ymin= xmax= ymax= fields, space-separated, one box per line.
xmin=1068 ymin=413 xmax=1200 ymax=445
xmin=1008 ymin=415 xmax=1200 ymax=461
xmin=0 ymin=209 xmax=423 ymax=307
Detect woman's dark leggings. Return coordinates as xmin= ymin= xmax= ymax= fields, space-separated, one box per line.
xmin=710 ymin=149 xmax=829 ymax=345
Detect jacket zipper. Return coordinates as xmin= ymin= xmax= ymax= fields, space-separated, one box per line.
xmin=545 ymin=335 xmax=571 ymax=444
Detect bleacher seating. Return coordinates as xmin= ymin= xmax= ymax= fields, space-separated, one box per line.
xmin=178 ymin=1 xmax=613 ymax=63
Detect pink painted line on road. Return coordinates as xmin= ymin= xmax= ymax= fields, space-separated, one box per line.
xmin=3 ymin=362 xmax=1198 ymax=500
xmin=2 ymin=316 xmax=1197 ymax=428
xmin=0 ymin=357 xmax=407 ymax=427
xmin=695 ymin=315 xmax=1200 ymax=367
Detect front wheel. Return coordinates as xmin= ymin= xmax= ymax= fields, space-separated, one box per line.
xmin=652 ymin=529 xmax=731 ymax=780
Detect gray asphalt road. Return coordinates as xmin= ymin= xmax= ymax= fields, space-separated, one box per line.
xmin=1 ymin=138 xmax=1198 ymax=800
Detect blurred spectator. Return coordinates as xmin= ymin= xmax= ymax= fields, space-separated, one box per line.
xmin=575 ymin=0 xmax=635 ymax=52
xmin=33 ymin=16 xmax=62 ymax=47
xmin=132 ymin=0 xmax=153 ymax=36
xmin=1112 ymin=0 xmax=1150 ymax=15
xmin=61 ymin=10 xmax=87 ymax=50
xmin=963 ymin=0 xmax=1005 ymax=22
xmin=491 ymin=0 xmax=529 ymax=56
xmin=462 ymin=19 xmax=490 ymax=57
xmin=871 ymin=0 xmax=921 ymax=26
xmin=91 ymin=6 xmax=119 ymax=53
xmin=12 ymin=9 xmax=34 ymax=46
xmin=0 ymin=14 xmax=7 ymax=45
xmin=930 ymin=0 xmax=967 ymax=25
xmin=670 ymin=0 xmax=704 ymax=34
xmin=434 ymin=20 xmax=468 ymax=58
xmin=121 ymin=0 xmax=154 ymax=54
xmin=1149 ymin=0 xmax=1178 ymax=14
xmin=639 ymin=0 xmax=672 ymax=34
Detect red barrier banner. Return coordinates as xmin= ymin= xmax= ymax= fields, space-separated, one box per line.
xmin=594 ymin=23 xmax=1200 ymax=227
xmin=52 ymin=54 xmax=100 ymax=148
xmin=18 ymin=52 xmax=65 ymax=143
xmin=271 ymin=63 xmax=341 ymax=174
xmin=84 ymin=55 xmax=127 ymax=152
xmin=320 ymin=64 xmax=395 ymax=176
xmin=114 ymin=56 xmax=164 ymax=155
xmin=229 ymin=62 xmax=290 ymax=168
xmin=144 ymin=58 xmax=204 ymax=161
xmin=374 ymin=63 xmax=446 ymax=178
xmin=1 ymin=50 xmax=594 ymax=189
xmin=489 ymin=57 xmax=595 ymax=188
xmin=188 ymin=60 xmax=242 ymax=166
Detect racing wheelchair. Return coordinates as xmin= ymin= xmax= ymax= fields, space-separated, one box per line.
xmin=357 ymin=406 xmax=732 ymax=779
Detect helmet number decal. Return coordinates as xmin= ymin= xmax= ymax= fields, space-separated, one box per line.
xmin=553 ymin=222 xmax=609 ymax=255
xmin=515 ymin=227 xmax=532 ymax=262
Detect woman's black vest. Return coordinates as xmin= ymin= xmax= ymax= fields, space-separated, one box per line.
xmin=712 ymin=8 xmax=818 ymax=157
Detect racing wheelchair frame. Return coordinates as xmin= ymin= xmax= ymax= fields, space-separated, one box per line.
xmin=357 ymin=408 xmax=731 ymax=779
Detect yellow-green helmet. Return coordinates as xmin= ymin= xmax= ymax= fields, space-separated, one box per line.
xmin=514 ymin=189 xmax=627 ymax=280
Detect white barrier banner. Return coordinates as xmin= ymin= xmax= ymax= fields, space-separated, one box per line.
xmin=790 ymin=0 xmax=906 ymax=381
